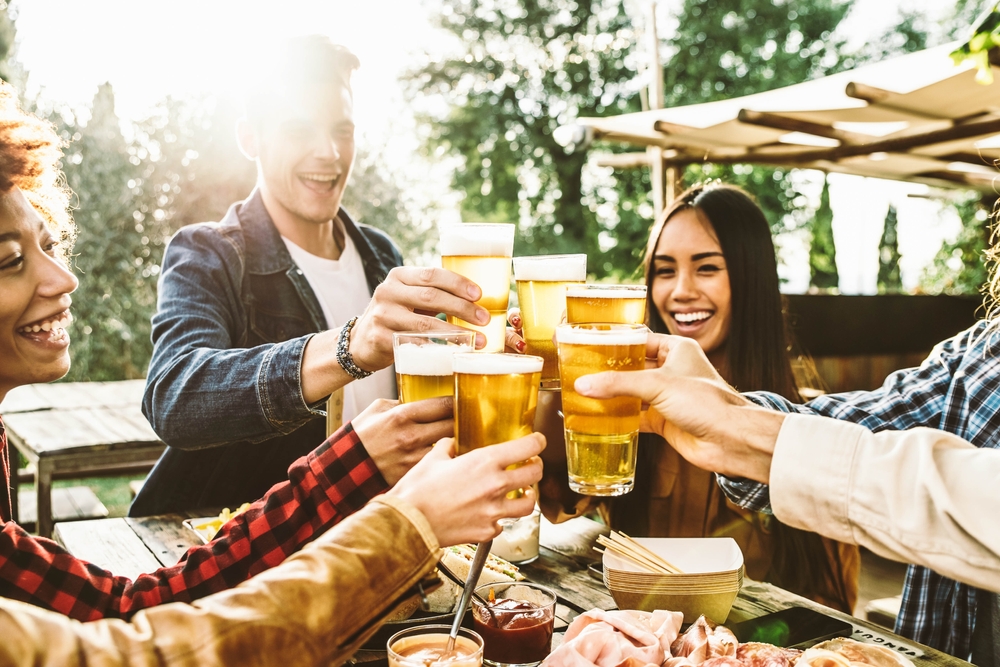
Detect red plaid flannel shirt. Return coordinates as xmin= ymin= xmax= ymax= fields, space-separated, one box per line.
xmin=0 ymin=416 xmax=387 ymax=621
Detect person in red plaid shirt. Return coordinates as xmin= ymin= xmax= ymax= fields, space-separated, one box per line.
xmin=0 ymin=78 xmax=472 ymax=625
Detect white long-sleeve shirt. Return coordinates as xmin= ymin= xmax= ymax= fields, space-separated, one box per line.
xmin=769 ymin=414 xmax=1000 ymax=593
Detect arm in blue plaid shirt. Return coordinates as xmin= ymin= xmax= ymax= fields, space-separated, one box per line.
xmin=719 ymin=321 xmax=999 ymax=658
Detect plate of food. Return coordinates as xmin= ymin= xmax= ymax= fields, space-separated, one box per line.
xmin=182 ymin=503 xmax=252 ymax=543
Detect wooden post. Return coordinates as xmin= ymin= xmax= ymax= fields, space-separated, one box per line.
xmin=648 ymin=1 xmax=666 ymax=219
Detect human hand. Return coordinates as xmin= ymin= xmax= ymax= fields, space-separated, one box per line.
xmin=389 ymin=434 xmax=545 ymax=547
xmin=505 ymin=307 xmax=526 ymax=353
xmin=350 ymin=267 xmax=492 ymax=371
xmin=352 ymin=397 xmax=455 ymax=486
xmin=573 ymin=334 xmax=784 ymax=483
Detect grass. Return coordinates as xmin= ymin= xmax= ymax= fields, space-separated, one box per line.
xmin=20 ymin=474 xmax=147 ymax=518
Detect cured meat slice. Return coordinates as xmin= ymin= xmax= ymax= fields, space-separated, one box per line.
xmin=736 ymin=642 xmax=802 ymax=667
xmin=670 ymin=616 xmax=739 ymax=666
xmin=701 ymin=657 xmax=746 ymax=667
xmin=810 ymin=639 xmax=916 ymax=667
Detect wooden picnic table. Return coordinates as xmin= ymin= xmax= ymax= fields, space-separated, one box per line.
xmin=52 ymin=513 xmax=969 ymax=667
xmin=1 ymin=380 xmax=165 ymax=538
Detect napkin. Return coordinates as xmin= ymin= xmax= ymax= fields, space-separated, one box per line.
xmin=543 ymin=609 xmax=684 ymax=667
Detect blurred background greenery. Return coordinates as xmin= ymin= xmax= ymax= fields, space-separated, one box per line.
xmin=0 ymin=0 xmax=993 ymax=383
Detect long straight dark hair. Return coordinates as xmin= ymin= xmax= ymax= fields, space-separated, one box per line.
xmin=635 ymin=183 xmax=851 ymax=609
xmin=643 ymin=183 xmax=799 ymax=400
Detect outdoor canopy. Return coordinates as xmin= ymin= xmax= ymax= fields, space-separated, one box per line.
xmin=572 ymin=43 xmax=1000 ymax=191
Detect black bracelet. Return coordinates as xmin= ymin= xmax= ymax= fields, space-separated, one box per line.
xmin=337 ymin=316 xmax=373 ymax=380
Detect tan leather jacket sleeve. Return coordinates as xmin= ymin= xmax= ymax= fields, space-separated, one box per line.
xmin=769 ymin=413 xmax=1000 ymax=592
xmin=0 ymin=495 xmax=441 ymax=667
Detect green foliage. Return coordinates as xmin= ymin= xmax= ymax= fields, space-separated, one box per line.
xmin=407 ymin=0 xmax=644 ymax=278
xmin=877 ymin=204 xmax=902 ymax=293
xmin=950 ymin=1 xmax=1000 ymax=83
xmin=809 ymin=177 xmax=838 ymax=290
xmin=920 ymin=193 xmax=996 ymax=295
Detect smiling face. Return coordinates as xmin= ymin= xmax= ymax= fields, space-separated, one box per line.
xmin=0 ymin=186 xmax=78 ymax=401
xmin=252 ymin=81 xmax=356 ymax=229
xmin=650 ymin=207 xmax=733 ymax=363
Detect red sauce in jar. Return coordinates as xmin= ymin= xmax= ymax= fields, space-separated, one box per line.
xmin=473 ymin=599 xmax=554 ymax=665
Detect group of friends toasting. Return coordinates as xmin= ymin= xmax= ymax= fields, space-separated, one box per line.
xmin=2 ymin=31 xmax=997 ymax=667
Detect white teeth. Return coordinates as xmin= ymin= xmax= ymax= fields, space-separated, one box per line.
xmin=19 ymin=314 xmax=72 ymax=334
xmin=674 ymin=311 xmax=712 ymax=324
xmin=300 ymin=173 xmax=339 ymax=182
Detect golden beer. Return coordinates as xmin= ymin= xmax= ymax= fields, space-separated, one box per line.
xmin=513 ymin=254 xmax=587 ymax=386
xmin=393 ymin=332 xmax=475 ymax=403
xmin=556 ymin=324 xmax=647 ymax=496
xmin=441 ymin=223 xmax=515 ymax=354
xmin=565 ymin=285 xmax=647 ymax=325
xmin=453 ymin=353 xmax=543 ymax=455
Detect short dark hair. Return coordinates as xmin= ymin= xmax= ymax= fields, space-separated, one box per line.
xmin=643 ymin=182 xmax=799 ymax=400
xmin=244 ymin=36 xmax=361 ymax=127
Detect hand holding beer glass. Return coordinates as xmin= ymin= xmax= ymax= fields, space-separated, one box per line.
xmin=393 ymin=332 xmax=476 ymax=403
xmin=441 ymin=223 xmax=515 ymax=354
xmin=454 ymin=353 xmax=544 ymax=499
xmin=513 ymin=254 xmax=586 ymax=387
xmin=556 ymin=323 xmax=648 ymax=496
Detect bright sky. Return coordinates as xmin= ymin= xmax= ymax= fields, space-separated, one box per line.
xmin=12 ymin=0 xmax=977 ymax=293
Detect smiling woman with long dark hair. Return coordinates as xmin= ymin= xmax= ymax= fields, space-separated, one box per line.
xmin=615 ymin=182 xmax=860 ymax=613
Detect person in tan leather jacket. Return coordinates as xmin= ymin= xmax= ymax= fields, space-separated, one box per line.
xmin=1 ymin=431 xmax=545 ymax=667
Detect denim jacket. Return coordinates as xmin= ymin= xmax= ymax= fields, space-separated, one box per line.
xmin=132 ymin=189 xmax=403 ymax=516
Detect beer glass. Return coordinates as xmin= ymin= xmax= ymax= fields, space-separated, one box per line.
xmin=556 ymin=323 xmax=647 ymax=496
xmin=453 ymin=353 xmax=543 ymax=455
xmin=393 ymin=331 xmax=475 ymax=403
xmin=565 ymin=285 xmax=647 ymax=325
xmin=441 ymin=223 xmax=516 ymax=354
xmin=513 ymin=254 xmax=586 ymax=387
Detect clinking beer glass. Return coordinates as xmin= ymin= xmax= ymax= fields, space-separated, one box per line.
xmin=565 ymin=284 xmax=647 ymax=325
xmin=392 ymin=331 xmax=475 ymax=403
xmin=440 ymin=223 xmax=515 ymax=354
xmin=556 ymin=323 xmax=648 ymax=496
xmin=453 ymin=353 xmax=543 ymax=498
xmin=513 ymin=254 xmax=587 ymax=388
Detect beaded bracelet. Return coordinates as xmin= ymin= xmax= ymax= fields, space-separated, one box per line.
xmin=337 ymin=316 xmax=373 ymax=380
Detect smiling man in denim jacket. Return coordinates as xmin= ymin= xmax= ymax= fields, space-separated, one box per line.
xmin=133 ymin=37 xmax=492 ymax=516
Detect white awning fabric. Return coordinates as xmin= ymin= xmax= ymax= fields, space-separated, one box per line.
xmin=577 ymin=44 xmax=1000 ymax=189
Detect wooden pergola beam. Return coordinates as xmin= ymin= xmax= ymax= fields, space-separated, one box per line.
xmin=736 ymin=109 xmax=866 ymax=145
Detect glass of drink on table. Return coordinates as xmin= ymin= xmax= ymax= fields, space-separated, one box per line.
xmin=393 ymin=331 xmax=475 ymax=403
xmin=556 ymin=323 xmax=647 ymax=496
xmin=565 ymin=284 xmax=646 ymax=325
xmin=453 ymin=353 xmax=543 ymax=498
xmin=387 ymin=625 xmax=484 ymax=667
xmin=513 ymin=254 xmax=587 ymax=388
xmin=440 ymin=223 xmax=516 ymax=354
xmin=472 ymin=582 xmax=556 ymax=667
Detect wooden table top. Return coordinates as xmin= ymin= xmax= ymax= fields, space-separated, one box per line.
xmin=53 ymin=513 xmax=970 ymax=667
xmin=1 ymin=380 xmax=161 ymax=457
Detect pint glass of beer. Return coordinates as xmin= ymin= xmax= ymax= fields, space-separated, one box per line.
xmin=565 ymin=285 xmax=647 ymax=325
xmin=441 ymin=223 xmax=516 ymax=354
xmin=556 ymin=323 xmax=647 ymax=496
xmin=513 ymin=254 xmax=587 ymax=388
xmin=393 ymin=332 xmax=475 ymax=403
xmin=453 ymin=353 xmax=543 ymax=455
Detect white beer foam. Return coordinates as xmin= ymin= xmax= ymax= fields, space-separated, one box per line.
xmin=513 ymin=254 xmax=587 ymax=282
xmin=566 ymin=285 xmax=647 ymax=299
xmin=453 ymin=353 xmax=544 ymax=375
xmin=394 ymin=343 xmax=473 ymax=376
xmin=440 ymin=223 xmax=515 ymax=257
xmin=555 ymin=325 xmax=648 ymax=346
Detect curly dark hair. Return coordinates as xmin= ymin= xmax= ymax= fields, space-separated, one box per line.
xmin=0 ymin=81 xmax=73 ymax=259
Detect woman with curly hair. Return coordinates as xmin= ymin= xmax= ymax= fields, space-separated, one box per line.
xmin=0 ymin=81 xmax=544 ymax=666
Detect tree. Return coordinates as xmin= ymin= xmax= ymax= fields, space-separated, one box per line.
xmin=809 ymin=177 xmax=838 ymax=291
xmin=877 ymin=204 xmax=902 ymax=293
xmin=920 ymin=192 xmax=997 ymax=295
xmin=408 ymin=0 xmax=645 ymax=278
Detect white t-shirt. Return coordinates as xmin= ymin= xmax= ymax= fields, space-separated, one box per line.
xmin=282 ymin=230 xmax=396 ymax=424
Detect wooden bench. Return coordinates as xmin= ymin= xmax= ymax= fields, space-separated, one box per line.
xmin=2 ymin=380 xmax=165 ymax=537
xmin=17 ymin=487 xmax=108 ymax=529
